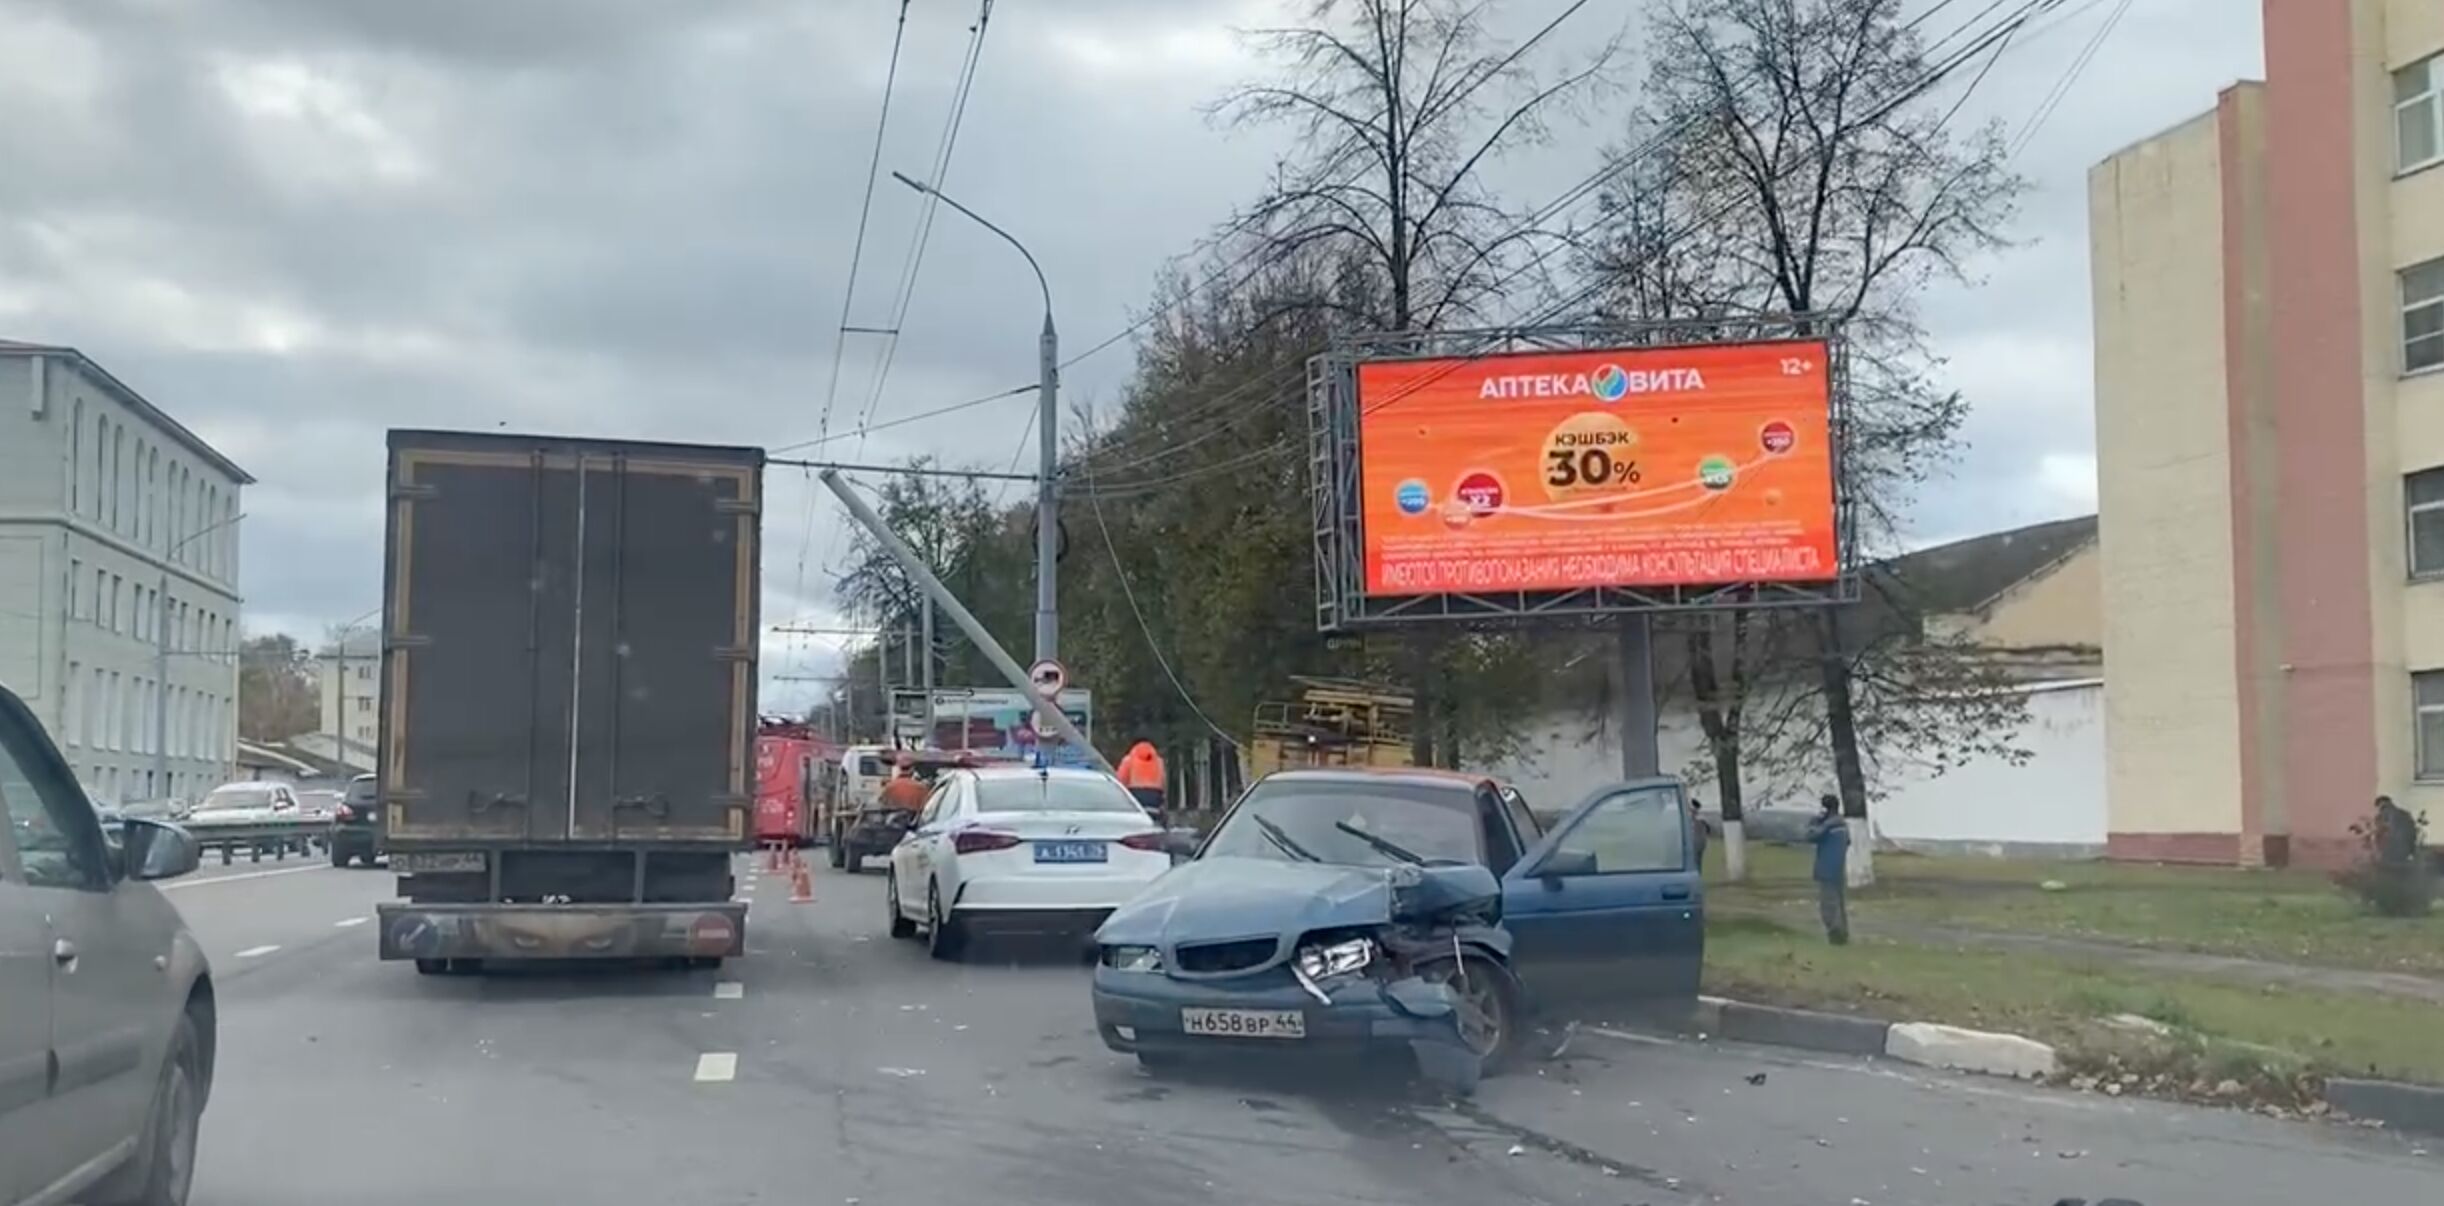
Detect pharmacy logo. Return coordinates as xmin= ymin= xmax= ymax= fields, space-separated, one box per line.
xmin=1590 ymin=364 xmax=1630 ymax=402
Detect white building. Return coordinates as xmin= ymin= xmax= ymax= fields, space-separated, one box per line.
xmin=1485 ymin=517 xmax=2108 ymax=858
xmin=0 ymin=340 xmax=251 ymax=805
xmin=313 ymin=628 xmax=379 ymax=770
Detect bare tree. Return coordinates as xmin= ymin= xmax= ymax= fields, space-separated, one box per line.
xmin=1592 ymin=0 xmax=2031 ymax=880
xmin=1217 ymin=0 xmax=1614 ymax=764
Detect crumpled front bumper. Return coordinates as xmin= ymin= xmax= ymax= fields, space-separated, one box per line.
xmin=376 ymin=902 xmax=747 ymax=961
xmin=1089 ymin=964 xmax=1485 ymax=1090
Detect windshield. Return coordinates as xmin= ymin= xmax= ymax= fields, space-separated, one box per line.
xmin=344 ymin=778 xmax=377 ymax=806
xmin=197 ymin=786 xmax=279 ymax=811
xmin=973 ymin=775 xmax=1143 ymax=814
xmin=1202 ymin=780 xmax=1482 ymax=867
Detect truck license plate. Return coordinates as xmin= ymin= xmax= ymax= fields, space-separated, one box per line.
xmin=395 ymin=851 xmax=487 ymax=874
xmin=1180 ymin=1008 xmax=1306 ymax=1039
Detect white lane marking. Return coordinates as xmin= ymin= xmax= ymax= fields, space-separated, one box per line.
xmin=694 ymin=1053 xmax=738 ymax=1082
xmin=161 ymin=865 xmax=331 ymax=891
xmin=713 ymin=982 xmax=745 ymax=1000
xmin=333 ymin=917 xmax=369 ymax=928
xmin=234 ymin=945 xmax=281 ymax=958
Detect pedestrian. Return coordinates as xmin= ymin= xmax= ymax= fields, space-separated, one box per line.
xmin=2372 ymin=794 xmax=2421 ymax=867
xmin=1688 ymin=795 xmax=1710 ymax=871
xmin=1806 ymin=792 xmax=1851 ymax=945
xmin=1116 ymin=739 xmax=1167 ymax=822
xmin=878 ymin=751 xmax=929 ymax=813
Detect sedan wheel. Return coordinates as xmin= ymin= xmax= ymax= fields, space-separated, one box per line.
xmin=92 ymin=1008 xmax=203 ymax=1206
xmin=1423 ymin=956 xmax=1520 ymax=1069
xmin=926 ymin=881 xmax=965 ymax=962
xmin=886 ymin=871 xmax=917 ymax=940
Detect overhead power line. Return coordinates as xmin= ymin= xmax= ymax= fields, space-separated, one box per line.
xmin=850 ymin=0 xmax=998 ymax=458
xmin=1079 ymin=414 xmax=1241 ymax=747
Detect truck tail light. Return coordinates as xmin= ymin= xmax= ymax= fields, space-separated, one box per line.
xmin=1117 ymin=832 xmax=1166 ymax=852
xmin=952 ymin=829 xmax=1022 ymax=855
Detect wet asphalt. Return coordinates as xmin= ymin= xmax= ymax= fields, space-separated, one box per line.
xmin=162 ymin=855 xmax=2440 ymax=1206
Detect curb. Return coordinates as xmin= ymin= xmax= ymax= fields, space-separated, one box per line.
xmin=1667 ymin=997 xmax=2057 ymax=1079
xmin=1885 ymin=1020 xmax=2055 ymax=1079
xmin=2325 ymin=1078 xmax=2444 ymax=1137
xmin=1713 ymin=999 xmax=1891 ymax=1056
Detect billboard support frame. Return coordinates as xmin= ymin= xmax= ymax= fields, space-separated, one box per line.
xmin=1308 ymin=313 xmax=1859 ymax=632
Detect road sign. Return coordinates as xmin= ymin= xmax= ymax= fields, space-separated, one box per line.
xmin=1028 ymin=659 xmax=1067 ymax=695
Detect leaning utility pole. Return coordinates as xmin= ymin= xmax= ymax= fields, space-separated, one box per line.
xmin=817 ymin=469 xmax=1107 ymax=773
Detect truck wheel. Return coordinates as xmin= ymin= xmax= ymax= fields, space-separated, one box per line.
xmin=329 ymin=845 xmax=348 ymax=868
xmin=415 ymin=959 xmax=446 ymax=976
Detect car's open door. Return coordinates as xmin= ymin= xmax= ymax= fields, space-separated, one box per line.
xmin=1497 ymin=780 xmax=1703 ymax=1016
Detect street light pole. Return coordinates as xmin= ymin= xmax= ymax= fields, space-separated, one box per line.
xmin=889 ymin=170 xmax=1059 ymax=665
xmin=331 ymin=606 xmax=381 ymax=774
xmin=158 ymin=511 xmax=244 ymax=802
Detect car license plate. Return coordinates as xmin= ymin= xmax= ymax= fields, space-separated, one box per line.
xmin=1180 ymin=1007 xmax=1306 ymax=1039
xmin=395 ymin=851 xmax=486 ymax=874
xmin=1032 ymin=840 xmax=1106 ymax=864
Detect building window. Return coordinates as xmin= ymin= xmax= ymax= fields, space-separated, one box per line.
xmin=2418 ymin=671 xmax=2444 ymax=779
xmin=2407 ymin=257 xmax=2444 ymax=375
xmin=69 ymin=400 xmax=84 ymax=514
xmin=2402 ymin=54 xmax=2443 ymax=174
xmin=63 ymin=662 xmax=81 ymax=748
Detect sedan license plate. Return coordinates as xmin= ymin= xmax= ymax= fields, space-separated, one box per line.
xmin=1032 ymin=840 xmax=1107 ymax=864
xmin=1180 ymin=1007 xmax=1306 ymax=1040
xmin=394 ymin=851 xmax=486 ymax=874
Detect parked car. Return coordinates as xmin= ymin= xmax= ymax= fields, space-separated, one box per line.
xmin=327 ymin=774 xmax=382 ymax=868
xmin=1089 ymin=769 xmax=1703 ymax=1090
xmin=886 ymin=765 xmax=1172 ymax=960
xmin=1 ymin=678 xmax=214 ymax=1206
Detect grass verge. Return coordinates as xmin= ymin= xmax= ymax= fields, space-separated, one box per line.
xmin=1703 ymin=915 xmax=2444 ymax=1104
xmin=1706 ymin=845 xmax=2444 ymax=977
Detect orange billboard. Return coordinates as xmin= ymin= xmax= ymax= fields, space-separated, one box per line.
xmin=1355 ymin=339 xmax=1836 ymax=596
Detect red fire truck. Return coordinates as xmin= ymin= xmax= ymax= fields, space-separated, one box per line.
xmin=754 ymin=719 xmax=836 ymax=848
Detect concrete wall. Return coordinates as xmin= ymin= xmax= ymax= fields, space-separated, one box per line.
xmin=2089 ymin=106 xmax=2251 ymax=847
xmin=1481 ymin=679 xmax=2105 ymax=858
xmin=1870 ymin=682 xmax=2106 ymax=857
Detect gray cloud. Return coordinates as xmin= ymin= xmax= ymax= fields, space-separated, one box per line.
xmin=1 ymin=0 xmax=2260 ymax=711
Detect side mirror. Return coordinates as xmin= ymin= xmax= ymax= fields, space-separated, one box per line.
xmin=1532 ymin=848 xmax=1598 ymax=883
xmin=123 ymin=819 xmax=202 ymax=882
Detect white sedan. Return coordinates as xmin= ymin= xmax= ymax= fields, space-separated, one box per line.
xmin=886 ymin=765 xmax=1173 ymax=960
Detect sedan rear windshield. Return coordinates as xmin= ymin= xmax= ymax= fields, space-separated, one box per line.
xmin=1203 ymin=780 xmax=1482 ymax=867
xmin=974 ymin=775 xmax=1142 ymax=814
xmin=344 ymin=778 xmax=377 ymax=806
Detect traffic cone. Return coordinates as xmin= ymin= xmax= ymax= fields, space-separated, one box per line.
xmin=790 ymin=859 xmax=814 ymax=903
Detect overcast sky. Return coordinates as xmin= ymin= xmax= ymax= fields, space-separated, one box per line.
xmin=0 ymin=0 xmax=2259 ymax=712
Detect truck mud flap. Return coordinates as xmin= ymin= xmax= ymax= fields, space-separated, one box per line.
xmin=376 ymin=901 xmax=747 ymax=961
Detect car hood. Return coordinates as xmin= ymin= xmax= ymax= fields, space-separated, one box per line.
xmin=1096 ymin=856 xmax=1408 ymax=946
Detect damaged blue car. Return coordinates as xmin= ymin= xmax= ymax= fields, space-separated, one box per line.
xmin=1089 ymin=769 xmax=1703 ymax=1090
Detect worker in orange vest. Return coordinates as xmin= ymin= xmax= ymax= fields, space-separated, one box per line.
xmin=1116 ymin=740 xmax=1167 ymax=820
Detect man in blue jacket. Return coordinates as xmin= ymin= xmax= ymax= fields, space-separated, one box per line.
xmin=1806 ymin=793 xmax=1851 ymax=945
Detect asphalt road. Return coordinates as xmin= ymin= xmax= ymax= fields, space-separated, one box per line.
xmin=160 ymin=856 xmax=2439 ymax=1206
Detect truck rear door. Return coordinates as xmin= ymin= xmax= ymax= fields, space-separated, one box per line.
xmin=385 ymin=434 xmax=760 ymax=845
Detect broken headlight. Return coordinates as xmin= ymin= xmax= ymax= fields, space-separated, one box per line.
xmin=1294 ymin=936 xmax=1377 ymax=981
xmin=1102 ymin=944 xmax=1163 ymax=973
